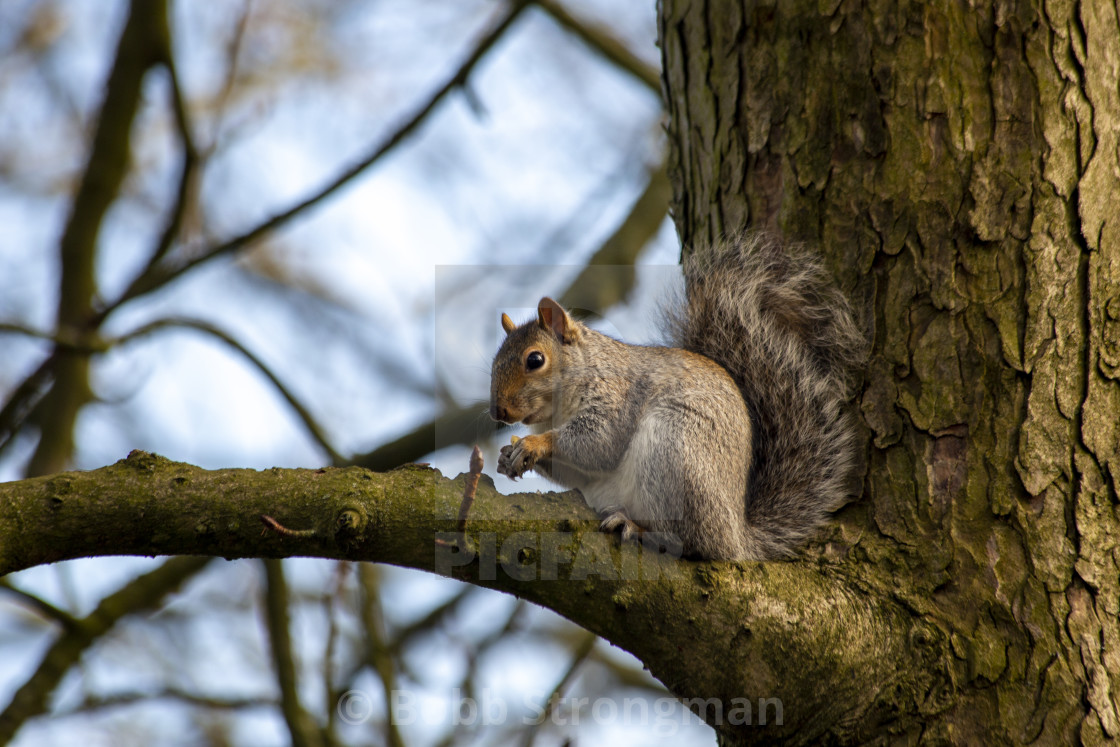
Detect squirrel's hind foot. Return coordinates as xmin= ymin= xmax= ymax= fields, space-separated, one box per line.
xmin=600 ymin=507 xmax=685 ymax=556
xmin=599 ymin=507 xmax=644 ymax=543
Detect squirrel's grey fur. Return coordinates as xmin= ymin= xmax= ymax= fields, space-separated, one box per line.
xmin=491 ymin=232 xmax=867 ymax=560
xmin=667 ymin=232 xmax=867 ymax=558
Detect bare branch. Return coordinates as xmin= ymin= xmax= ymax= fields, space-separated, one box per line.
xmin=322 ymin=561 xmax=350 ymax=743
xmin=263 ymin=559 xmax=325 ymax=747
xmin=206 ymin=0 xmax=253 ymax=152
xmin=357 ymin=564 xmax=405 ymax=747
xmin=0 ymin=323 xmax=107 ymax=353
xmin=28 ymin=0 xmax=171 ymax=477
xmin=146 ymin=28 xmax=201 ymax=270
xmin=558 ymin=161 xmax=671 ymax=313
xmin=521 ymin=632 xmax=597 ymax=747
xmin=0 ymin=354 xmax=55 ymax=460
xmin=113 ymin=317 xmax=343 ymax=464
xmin=533 ymin=0 xmax=661 ymax=93
xmin=0 ymin=556 xmax=212 ymax=744
xmin=58 ymin=688 xmax=275 ymax=716
xmin=0 ymin=578 xmax=80 ymax=631
xmin=347 ymin=404 xmax=496 ymax=472
xmin=388 ymin=587 xmax=477 ymax=653
xmin=104 ymin=1 xmax=532 ymax=317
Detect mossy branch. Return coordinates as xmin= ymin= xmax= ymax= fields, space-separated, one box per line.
xmin=0 ymin=451 xmax=951 ymax=745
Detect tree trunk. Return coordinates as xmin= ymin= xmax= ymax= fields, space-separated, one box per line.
xmin=660 ymin=0 xmax=1120 ymax=742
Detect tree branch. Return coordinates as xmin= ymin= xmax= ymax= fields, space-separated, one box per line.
xmin=347 ymin=404 xmax=496 ymax=472
xmin=0 ymin=578 xmax=80 ymax=631
xmin=28 ymin=0 xmax=171 ymax=477
xmin=0 ymin=452 xmax=952 ymax=744
xmin=558 ymin=162 xmax=671 ymax=313
xmin=357 ymin=564 xmax=405 ymax=747
xmin=146 ymin=28 xmax=201 ymax=270
xmin=0 ymin=556 xmax=212 ymax=744
xmin=522 ymin=631 xmax=596 ymax=747
xmin=103 ymin=0 xmax=531 ymax=317
xmin=533 ymin=0 xmax=661 ymax=93
xmin=0 ymin=354 xmax=56 ymax=460
xmin=114 ymin=317 xmax=343 ymax=464
xmin=263 ymin=558 xmax=325 ymax=747
xmin=58 ymin=687 xmax=274 ymax=716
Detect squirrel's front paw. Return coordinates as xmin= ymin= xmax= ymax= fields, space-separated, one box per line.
xmin=497 ymin=442 xmax=530 ymax=479
xmin=497 ymin=433 xmax=552 ymax=479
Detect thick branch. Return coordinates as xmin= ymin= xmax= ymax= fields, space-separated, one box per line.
xmin=0 ymin=452 xmax=950 ymax=744
xmin=29 ymin=0 xmax=170 ymax=477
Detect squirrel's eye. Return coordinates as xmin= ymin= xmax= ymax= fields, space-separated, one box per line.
xmin=526 ymin=351 xmax=545 ymax=371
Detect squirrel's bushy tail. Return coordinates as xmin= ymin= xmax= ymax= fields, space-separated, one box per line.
xmin=670 ymin=232 xmax=867 ymax=558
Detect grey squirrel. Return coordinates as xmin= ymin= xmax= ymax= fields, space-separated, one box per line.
xmin=489 ymin=233 xmax=867 ymax=560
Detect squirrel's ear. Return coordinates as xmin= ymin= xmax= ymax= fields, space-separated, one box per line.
xmin=500 ymin=313 xmax=516 ymax=335
xmin=537 ymin=297 xmax=579 ymax=343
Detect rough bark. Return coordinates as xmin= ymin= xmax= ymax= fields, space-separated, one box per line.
xmin=0 ymin=452 xmax=948 ymax=744
xmin=660 ymin=0 xmax=1119 ymax=743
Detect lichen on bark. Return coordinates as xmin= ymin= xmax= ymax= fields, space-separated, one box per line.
xmin=660 ymin=0 xmax=1119 ymax=741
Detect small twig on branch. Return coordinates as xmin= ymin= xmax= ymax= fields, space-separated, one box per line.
xmin=260 ymin=515 xmax=316 ymax=538
xmin=458 ymin=445 xmax=484 ymax=533
xmin=434 ymin=446 xmax=484 ymax=548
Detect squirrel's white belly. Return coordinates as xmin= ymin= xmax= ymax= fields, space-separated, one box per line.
xmin=578 ymin=416 xmax=664 ymax=521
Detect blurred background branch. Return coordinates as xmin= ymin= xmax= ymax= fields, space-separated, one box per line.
xmin=263 ymin=559 xmax=325 ymax=747
xmin=106 ymin=0 xmax=531 ymax=314
xmin=26 ymin=0 xmax=169 ymax=478
xmin=0 ymin=557 xmax=213 ymax=744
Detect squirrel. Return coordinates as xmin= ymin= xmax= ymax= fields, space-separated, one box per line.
xmin=489 ymin=232 xmax=867 ymax=561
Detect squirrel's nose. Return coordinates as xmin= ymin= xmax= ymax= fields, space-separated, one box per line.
xmin=490 ymin=404 xmax=509 ymax=422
